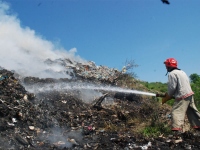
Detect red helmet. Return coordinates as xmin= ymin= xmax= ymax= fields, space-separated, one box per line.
xmin=164 ymin=58 xmax=177 ymax=68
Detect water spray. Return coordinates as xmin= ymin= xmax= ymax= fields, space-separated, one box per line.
xmin=25 ymin=82 xmax=157 ymax=97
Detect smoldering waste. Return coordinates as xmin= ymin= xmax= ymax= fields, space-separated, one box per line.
xmin=0 ymin=69 xmax=200 ymax=150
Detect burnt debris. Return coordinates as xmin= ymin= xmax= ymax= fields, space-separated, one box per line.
xmin=0 ymin=66 xmax=200 ymax=150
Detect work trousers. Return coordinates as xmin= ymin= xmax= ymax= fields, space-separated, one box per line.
xmin=171 ymin=95 xmax=200 ymax=131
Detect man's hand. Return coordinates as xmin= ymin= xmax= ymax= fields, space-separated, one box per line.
xmin=162 ymin=93 xmax=172 ymax=105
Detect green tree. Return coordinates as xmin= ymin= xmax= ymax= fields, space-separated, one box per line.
xmin=190 ymin=73 xmax=200 ymax=83
xmin=190 ymin=73 xmax=200 ymax=110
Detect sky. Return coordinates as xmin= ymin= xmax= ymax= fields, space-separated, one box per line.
xmin=1 ymin=0 xmax=200 ymax=83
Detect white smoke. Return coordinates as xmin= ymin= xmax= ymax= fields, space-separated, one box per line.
xmin=0 ymin=1 xmax=86 ymax=78
xmin=78 ymin=89 xmax=103 ymax=103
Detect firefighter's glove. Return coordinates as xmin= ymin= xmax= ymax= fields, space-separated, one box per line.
xmin=162 ymin=93 xmax=172 ymax=105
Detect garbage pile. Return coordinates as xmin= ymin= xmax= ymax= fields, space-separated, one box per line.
xmin=44 ymin=58 xmax=123 ymax=84
xmin=0 ymin=68 xmax=200 ymax=150
xmin=74 ymin=61 xmax=122 ymax=84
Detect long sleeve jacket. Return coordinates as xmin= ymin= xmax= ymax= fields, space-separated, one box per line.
xmin=167 ymin=69 xmax=194 ymax=100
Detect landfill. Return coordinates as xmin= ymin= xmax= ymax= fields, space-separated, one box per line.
xmin=0 ymin=59 xmax=200 ymax=150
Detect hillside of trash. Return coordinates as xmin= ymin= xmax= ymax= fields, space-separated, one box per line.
xmin=0 ymin=60 xmax=200 ymax=150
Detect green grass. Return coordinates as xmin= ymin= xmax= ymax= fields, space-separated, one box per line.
xmin=141 ymin=82 xmax=167 ymax=93
xmin=141 ymin=123 xmax=171 ymax=138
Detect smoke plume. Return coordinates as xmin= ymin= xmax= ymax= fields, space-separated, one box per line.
xmin=0 ymin=1 xmax=86 ymax=78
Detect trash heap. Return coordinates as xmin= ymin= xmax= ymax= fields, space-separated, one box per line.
xmin=74 ymin=61 xmax=121 ymax=84
xmin=44 ymin=58 xmax=123 ymax=84
xmin=0 ymin=67 xmax=200 ymax=150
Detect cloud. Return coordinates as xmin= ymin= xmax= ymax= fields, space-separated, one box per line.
xmin=0 ymin=1 xmax=85 ymax=78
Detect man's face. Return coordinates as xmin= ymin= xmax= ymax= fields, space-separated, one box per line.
xmin=165 ymin=65 xmax=169 ymax=70
xmin=166 ymin=66 xmax=174 ymax=72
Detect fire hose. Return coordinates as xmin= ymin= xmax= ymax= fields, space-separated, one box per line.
xmin=156 ymin=93 xmax=173 ymax=104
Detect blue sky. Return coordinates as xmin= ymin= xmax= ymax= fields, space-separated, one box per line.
xmin=2 ymin=0 xmax=200 ymax=83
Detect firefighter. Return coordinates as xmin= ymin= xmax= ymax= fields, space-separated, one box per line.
xmin=162 ymin=58 xmax=200 ymax=134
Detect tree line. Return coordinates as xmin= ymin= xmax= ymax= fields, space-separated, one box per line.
xmin=190 ymin=73 xmax=200 ymax=110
